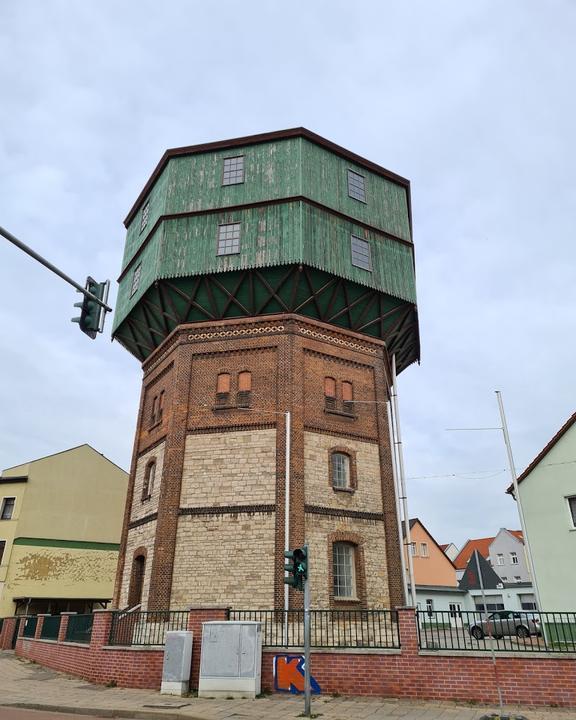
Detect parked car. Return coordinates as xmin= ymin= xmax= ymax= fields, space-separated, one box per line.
xmin=468 ymin=611 xmax=540 ymax=640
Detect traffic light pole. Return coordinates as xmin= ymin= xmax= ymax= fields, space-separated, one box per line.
xmin=0 ymin=225 xmax=112 ymax=312
xmin=303 ymin=542 xmax=311 ymax=718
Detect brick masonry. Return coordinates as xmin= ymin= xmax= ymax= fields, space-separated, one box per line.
xmin=9 ymin=608 xmax=576 ymax=707
xmin=114 ymin=315 xmax=410 ymax=613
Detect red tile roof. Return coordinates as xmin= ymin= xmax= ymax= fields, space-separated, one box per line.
xmin=454 ymin=538 xmax=494 ymax=569
xmin=454 ymin=530 xmax=524 ymax=569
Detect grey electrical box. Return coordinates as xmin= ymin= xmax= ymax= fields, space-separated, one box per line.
xmin=161 ymin=631 xmax=193 ymax=695
xmin=198 ymin=621 xmax=261 ymax=699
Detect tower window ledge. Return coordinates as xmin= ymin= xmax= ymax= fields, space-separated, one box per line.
xmin=333 ymin=487 xmax=355 ymax=495
xmin=324 ymin=408 xmax=357 ymax=419
xmin=212 ymin=404 xmax=251 ymax=412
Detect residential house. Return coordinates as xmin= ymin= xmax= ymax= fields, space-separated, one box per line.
xmin=404 ymin=519 xmax=467 ymax=620
xmin=0 ymin=445 xmax=128 ymax=617
xmin=507 ymin=411 xmax=576 ymax=611
xmin=488 ymin=528 xmax=529 ymax=584
xmin=454 ymin=529 xmax=526 ymax=583
xmin=439 ymin=543 xmax=459 ymax=562
xmin=459 ymin=550 xmax=536 ymax=613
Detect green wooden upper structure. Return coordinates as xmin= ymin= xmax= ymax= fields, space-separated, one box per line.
xmin=113 ymin=128 xmax=419 ymax=371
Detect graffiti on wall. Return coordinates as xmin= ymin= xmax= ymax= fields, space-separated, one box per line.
xmin=273 ymin=655 xmax=321 ymax=694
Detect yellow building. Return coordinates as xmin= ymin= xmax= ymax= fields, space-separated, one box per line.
xmin=0 ymin=445 xmax=128 ymax=617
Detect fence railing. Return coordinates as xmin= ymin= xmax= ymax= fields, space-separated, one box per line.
xmin=65 ymin=614 xmax=94 ymax=644
xmin=108 ymin=610 xmax=189 ymax=646
xmin=40 ymin=616 xmax=61 ymax=641
xmin=229 ymin=609 xmax=400 ymax=649
xmin=418 ymin=610 xmax=576 ymax=653
xmin=22 ymin=616 xmax=38 ymax=638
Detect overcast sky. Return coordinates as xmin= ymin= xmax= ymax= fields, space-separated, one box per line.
xmin=1 ymin=1 xmax=574 ymax=549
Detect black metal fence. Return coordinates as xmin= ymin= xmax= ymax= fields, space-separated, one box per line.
xmin=418 ymin=610 xmax=576 ymax=653
xmin=229 ymin=609 xmax=400 ymax=649
xmin=108 ymin=610 xmax=189 ymax=646
xmin=65 ymin=614 xmax=94 ymax=644
xmin=40 ymin=616 xmax=61 ymax=641
xmin=22 ymin=616 xmax=38 ymax=638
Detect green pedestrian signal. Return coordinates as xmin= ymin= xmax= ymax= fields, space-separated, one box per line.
xmin=72 ymin=276 xmax=109 ymax=339
xmin=284 ymin=546 xmax=308 ymax=591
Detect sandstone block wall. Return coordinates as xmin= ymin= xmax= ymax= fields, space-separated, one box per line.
xmin=171 ymin=512 xmax=276 ymax=608
xmin=180 ymin=429 xmax=276 ymax=507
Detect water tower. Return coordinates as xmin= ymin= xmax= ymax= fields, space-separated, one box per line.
xmin=112 ymin=129 xmax=419 ymax=612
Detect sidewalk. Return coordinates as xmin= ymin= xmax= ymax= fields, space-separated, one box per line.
xmin=1 ymin=651 xmax=573 ymax=720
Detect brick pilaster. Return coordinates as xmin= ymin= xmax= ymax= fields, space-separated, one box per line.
xmin=34 ymin=615 xmax=47 ymax=640
xmin=58 ymin=612 xmax=75 ymax=643
xmin=148 ymin=343 xmax=194 ymax=610
xmin=90 ymin=610 xmax=114 ymax=649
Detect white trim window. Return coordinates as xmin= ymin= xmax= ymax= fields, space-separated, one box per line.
xmin=130 ymin=264 xmax=142 ymax=297
xmin=333 ymin=542 xmax=356 ymax=599
xmin=567 ymin=495 xmax=576 ymax=528
xmin=510 ymin=551 xmax=518 ymax=565
xmin=347 ymin=170 xmax=366 ymax=202
xmin=420 ymin=542 xmax=429 ymax=557
xmin=350 ymin=235 xmax=372 ymax=271
xmin=1 ymin=497 xmax=15 ymax=520
xmin=222 ymin=156 xmax=245 ymax=185
xmin=217 ymin=223 xmax=241 ymax=256
xmin=331 ymin=453 xmax=350 ymax=489
xmin=514 ymin=576 xmax=522 ymax=583
xmin=496 ymin=553 xmax=505 ymax=566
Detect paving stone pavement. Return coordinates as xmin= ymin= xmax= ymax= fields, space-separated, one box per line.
xmin=1 ymin=651 xmax=574 ymax=720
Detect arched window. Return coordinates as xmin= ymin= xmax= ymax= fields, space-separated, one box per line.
xmin=324 ymin=377 xmax=336 ymax=410
xmin=142 ymin=460 xmax=156 ymax=501
xmin=237 ymin=371 xmax=252 ymax=407
xmin=128 ymin=554 xmax=146 ymax=608
xmin=238 ymin=371 xmax=252 ymax=392
xmin=342 ymin=381 xmax=353 ymax=401
xmin=216 ymin=373 xmax=231 ymax=407
xmin=331 ymin=452 xmax=350 ymax=489
xmin=157 ymin=391 xmax=165 ymax=422
xmin=151 ymin=395 xmax=158 ymax=425
xmin=333 ymin=542 xmax=356 ymax=599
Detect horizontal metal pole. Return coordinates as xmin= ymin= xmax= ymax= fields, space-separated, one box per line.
xmin=0 ymin=225 xmax=112 ymax=312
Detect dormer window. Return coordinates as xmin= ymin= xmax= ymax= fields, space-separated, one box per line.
xmin=222 ymin=156 xmax=244 ymax=185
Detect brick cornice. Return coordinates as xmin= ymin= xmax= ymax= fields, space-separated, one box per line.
xmin=179 ymin=504 xmax=275 ymax=517
xmin=305 ymin=505 xmax=385 ymax=522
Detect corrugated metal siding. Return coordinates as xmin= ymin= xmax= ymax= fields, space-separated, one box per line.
xmin=301 ymin=204 xmax=416 ymax=302
xmin=301 ymin=139 xmax=411 ymax=242
xmin=163 ymin=138 xmax=302 ymax=215
xmin=121 ymin=170 xmax=169 ymax=272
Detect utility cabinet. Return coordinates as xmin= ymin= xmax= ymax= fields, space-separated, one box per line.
xmin=161 ymin=631 xmax=193 ymax=695
xmin=198 ymin=621 xmax=261 ymax=699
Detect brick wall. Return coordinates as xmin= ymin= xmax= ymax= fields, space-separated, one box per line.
xmin=115 ymin=316 xmax=405 ymax=613
xmin=10 ymin=608 xmax=576 ymax=706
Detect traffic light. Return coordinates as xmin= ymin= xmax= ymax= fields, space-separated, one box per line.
xmin=72 ymin=276 xmax=108 ymax=339
xmin=284 ymin=546 xmax=308 ymax=591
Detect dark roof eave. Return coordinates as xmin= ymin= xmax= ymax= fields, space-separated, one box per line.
xmin=511 ymin=410 xmax=576 ymax=490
